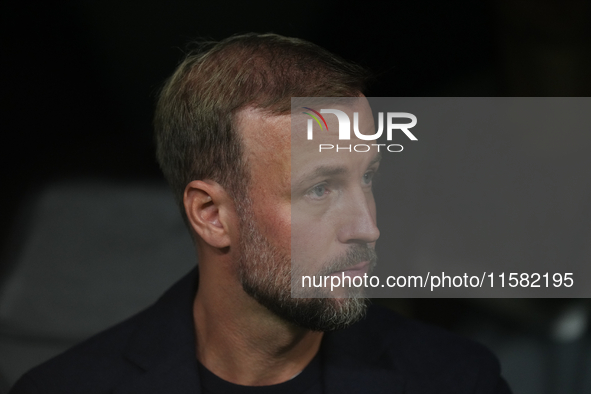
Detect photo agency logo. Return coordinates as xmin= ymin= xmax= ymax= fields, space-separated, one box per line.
xmin=302 ymin=106 xmax=418 ymax=152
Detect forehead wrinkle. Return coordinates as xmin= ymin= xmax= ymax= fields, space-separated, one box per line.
xmin=293 ymin=165 xmax=348 ymax=190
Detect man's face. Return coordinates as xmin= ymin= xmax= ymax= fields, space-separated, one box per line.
xmin=234 ymin=99 xmax=380 ymax=331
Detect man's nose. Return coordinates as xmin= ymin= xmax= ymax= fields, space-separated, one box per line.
xmin=336 ymin=188 xmax=380 ymax=245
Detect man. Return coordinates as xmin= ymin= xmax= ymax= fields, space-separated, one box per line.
xmin=10 ymin=33 xmax=511 ymax=393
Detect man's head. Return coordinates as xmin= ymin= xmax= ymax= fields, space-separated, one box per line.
xmin=154 ymin=33 xmax=377 ymax=331
xmin=155 ymin=33 xmax=369 ymax=216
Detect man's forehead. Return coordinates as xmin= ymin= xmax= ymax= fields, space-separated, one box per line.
xmin=235 ymin=107 xmax=291 ymax=150
xmin=234 ymin=100 xmax=377 ymax=177
xmin=235 ymin=97 xmax=372 ymax=143
xmin=235 ymin=107 xmax=291 ymax=193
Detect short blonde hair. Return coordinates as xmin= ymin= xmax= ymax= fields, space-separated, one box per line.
xmin=154 ymin=33 xmax=369 ymax=223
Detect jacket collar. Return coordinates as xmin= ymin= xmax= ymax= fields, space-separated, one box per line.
xmin=115 ymin=268 xmax=405 ymax=393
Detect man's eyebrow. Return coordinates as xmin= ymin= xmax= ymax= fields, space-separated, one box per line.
xmin=369 ymin=152 xmax=382 ymax=167
xmin=294 ymin=165 xmax=348 ymax=189
xmin=294 ymin=152 xmax=382 ymax=189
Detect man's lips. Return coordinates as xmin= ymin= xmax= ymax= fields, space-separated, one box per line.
xmin=330 ymin=261 xmax=370 ymax=277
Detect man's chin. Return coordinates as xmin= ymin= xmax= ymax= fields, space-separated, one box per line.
xmin=247 ymin=286 xmax=369 ymax=332
xmin=287 ymin=296 xmax=369 ymax=332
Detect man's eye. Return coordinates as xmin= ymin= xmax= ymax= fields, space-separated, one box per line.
xmin=363 ymin=171 xmax=374 ymax=185
xmin=309 ymin=184 xmax=328 ymax=198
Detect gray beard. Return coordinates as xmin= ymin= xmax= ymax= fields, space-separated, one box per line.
xmin=235 ymin=197 xmax=375 ymax=332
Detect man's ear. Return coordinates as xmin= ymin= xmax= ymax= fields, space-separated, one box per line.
xmin=183 ymin=180 xmax=234 ymax=249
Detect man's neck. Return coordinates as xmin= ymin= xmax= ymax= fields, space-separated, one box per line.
xmin=192 ymin=275 xmax=323 ymax=386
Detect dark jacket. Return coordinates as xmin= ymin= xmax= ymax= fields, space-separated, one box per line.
xmin=10 ymin=268 xmax=511 ymax=393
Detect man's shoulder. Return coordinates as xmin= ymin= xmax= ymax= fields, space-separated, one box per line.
xmin=365 ymin=303 xmax=497 ymax=362
xmin=322 ymin=303 xmax=510 ymax=393
xmin=10 ymin=308 xmax=148 ymax=393
xmin=10 ymin=269 xmax=200 ymax=394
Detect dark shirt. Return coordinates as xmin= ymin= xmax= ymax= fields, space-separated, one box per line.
xmin=198 ymin=352 xmax=322 ymax=394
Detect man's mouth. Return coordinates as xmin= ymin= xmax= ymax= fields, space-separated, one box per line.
xmin=330 ymin=261 xmax=370 ymax=278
